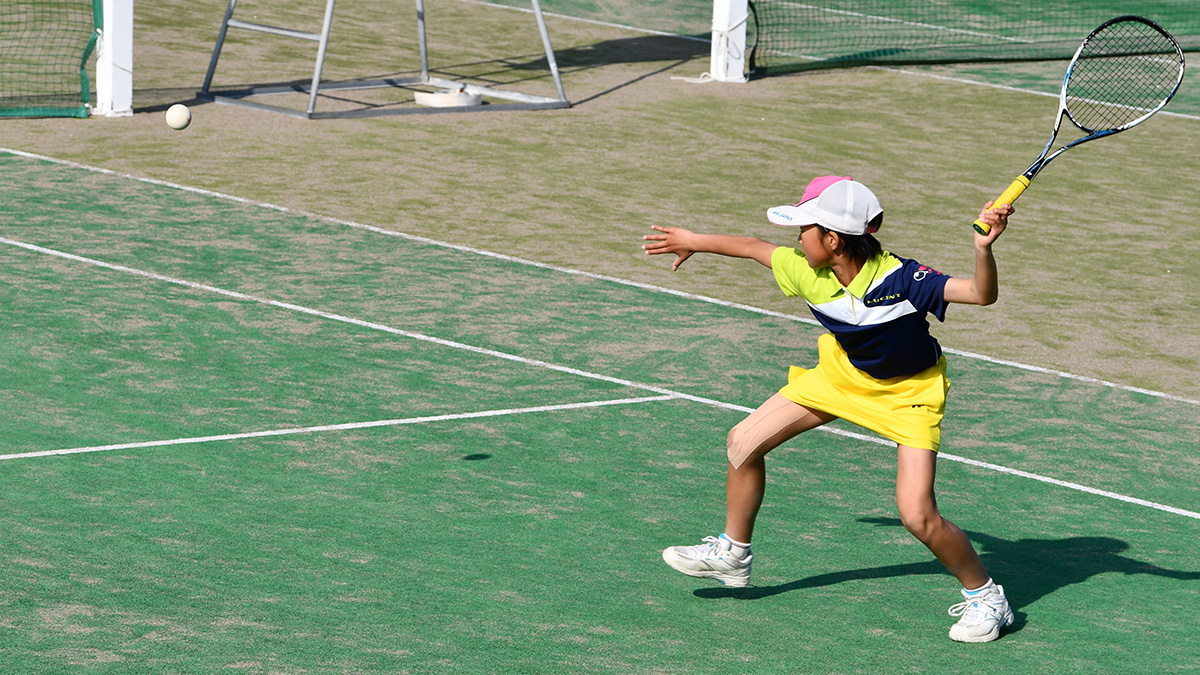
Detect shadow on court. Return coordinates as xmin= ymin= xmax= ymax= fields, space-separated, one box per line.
xmin=548 ymin=34 xmax=709 ymax=68
xmin=151 ymin=34 xmax=711 ymax=115
xmin=518 ymin=34 xmax=711 ymax=106
xmin=694 ymin=517 xmax=1200 ymax=632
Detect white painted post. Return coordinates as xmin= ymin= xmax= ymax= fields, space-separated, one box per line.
xmin=95 ymin=0 xmax=133 ymax=116
xmin=710 ymin=0 xmax=748 ymax=83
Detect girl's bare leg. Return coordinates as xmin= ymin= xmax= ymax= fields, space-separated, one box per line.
xmin=895 ymin=445 xmax=989 ymax=589
xmin=724 ymin=393 xmax=834 ymax=543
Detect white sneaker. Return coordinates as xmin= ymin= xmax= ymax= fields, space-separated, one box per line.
xmin=948 ymin=584 xmax=1014 ymax=643
xmin=661 ymin=534 xmax=752 ymax=588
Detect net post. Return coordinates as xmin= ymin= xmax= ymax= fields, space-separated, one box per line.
xmin=416 ymin=0 xmax=429 ymax=81
xmin=530 ymin=0 xmax=567 ymax=102
xmin=305 ymin=0 xmax=338 ymax=115
xmin=202 ymin=0 xmax=234 ymax=96
xmin=710 ymin=0 xmax=748 ymax=82
xmin=95 ymin=0 xmax=133 ymax=116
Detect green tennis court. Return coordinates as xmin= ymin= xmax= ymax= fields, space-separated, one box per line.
xmin=2 ymin=153 xmax=1197 ymax=674
xmin=3 ymin=0 xmax=1199 ymax=671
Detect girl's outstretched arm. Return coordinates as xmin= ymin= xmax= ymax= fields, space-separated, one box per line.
xmin=642 ymin=225 xmax=778 ymax=271
xmin=944 ymin=201 xmax=1013 ymax=306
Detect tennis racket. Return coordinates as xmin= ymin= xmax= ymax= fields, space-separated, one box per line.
xmin=974 ymin=15 xmax=1185 ymax=234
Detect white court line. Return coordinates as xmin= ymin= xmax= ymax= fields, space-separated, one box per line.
xmin=3 ymin=147 xmax=1194 ymax=408
xmin=2 ymin=234 xmax=1197 ymax=521
xmin=769 ymin=2 xmax=1029 ymax=43
xmin=461 ymin=0 xmax=710 ymax=43
xmin=882 ymin=67 xmax=1200 ymax=122
xmin=0 ymin=396 xmax=676 ymax=462
xmin=467 ymin=0 xmax=1026 ymax=45
xmin=0 ymin=235 xmax=743 ymax=416
xmin=947 ymin=454 xmax=1200 ymax=520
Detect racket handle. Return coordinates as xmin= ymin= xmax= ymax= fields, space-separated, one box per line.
xmin=974 ymin=176 xmax=1030 ymax=235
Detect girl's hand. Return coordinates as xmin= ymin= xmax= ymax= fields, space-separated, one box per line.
xmin=975 ymin=201 xmax=1013 ymax=247
xmin=642 ymin=224 xmax=696 ymax=271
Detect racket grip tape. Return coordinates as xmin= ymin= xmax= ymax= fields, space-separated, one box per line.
xmin=974 ymin=176 xmax=1030 ymax=235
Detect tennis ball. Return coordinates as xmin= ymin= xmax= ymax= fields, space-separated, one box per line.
xmin=165 ymin=104 xmax=192 ymax=130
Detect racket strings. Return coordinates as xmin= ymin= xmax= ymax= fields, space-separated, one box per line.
xmin=1065 ymin=20 xmax=1183 ymax=132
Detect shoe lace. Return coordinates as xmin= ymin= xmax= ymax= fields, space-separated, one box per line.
xmin=948 ymin=592 xmax=1002 ymax=623
xmin=683 ymin=535 xmax=723 ymax=556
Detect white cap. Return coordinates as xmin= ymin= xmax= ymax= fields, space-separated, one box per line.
xmin=766 ymin=176 xmax=883 ymax=236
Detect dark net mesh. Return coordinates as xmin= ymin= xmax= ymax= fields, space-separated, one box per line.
xmin=0 ymin=0 xmax=100 ymax=118
xmin=748 ymin=1 xmax=1197 ymax=77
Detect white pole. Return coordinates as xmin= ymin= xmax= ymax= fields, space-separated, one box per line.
xmin=710 ymin=0 xmax=748 ymax=83
xmin=529 ymin=0 xmax=567 ymax=102
xmin=96 ymin=0 xmax=134 ymax=116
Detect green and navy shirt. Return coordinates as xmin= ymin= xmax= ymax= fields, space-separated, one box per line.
xmin=771 ymin=246 xmax=951 ymax=379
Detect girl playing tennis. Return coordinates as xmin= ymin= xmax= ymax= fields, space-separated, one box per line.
xmin=641 ymin=176 xmax=1015 ymax=643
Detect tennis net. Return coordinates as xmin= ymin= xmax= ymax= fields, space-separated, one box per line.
xmin=0 ymin=0 xmax=101 ymax=118
xmin=748 ymin=1 xmax=1200 ymax=76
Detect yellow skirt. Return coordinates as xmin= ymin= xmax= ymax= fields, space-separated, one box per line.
xmin=779 ymin=333 xmax=950 ymax=451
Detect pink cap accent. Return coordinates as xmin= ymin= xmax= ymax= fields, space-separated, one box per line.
xmin=799 ymin=175 xmax=854 ymax=204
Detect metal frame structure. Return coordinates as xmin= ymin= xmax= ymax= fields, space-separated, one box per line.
xmin=199 ymin=0 xmax=570 ymax=119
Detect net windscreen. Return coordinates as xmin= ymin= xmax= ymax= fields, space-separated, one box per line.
xmin=1065 ymin=19 xmax=1184 ymax=132
xmin=0 ymin=0 xmax=100 ymax=118
xmin=748 ymin=2 xmax=1198 ymax=77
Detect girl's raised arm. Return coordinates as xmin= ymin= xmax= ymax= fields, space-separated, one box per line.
xmin=642 ymin=225 xmax=778 ymax=271
xmin=943 ymin=202 xmax=1013 ymax=305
